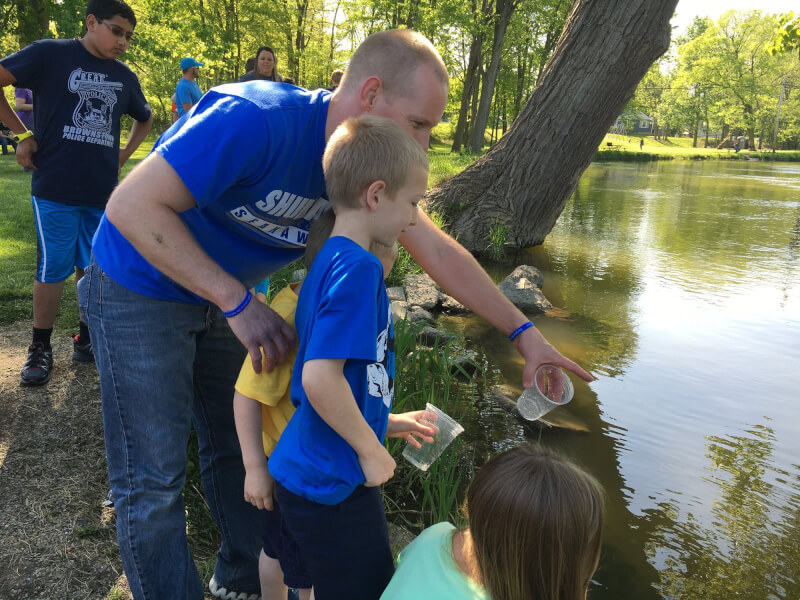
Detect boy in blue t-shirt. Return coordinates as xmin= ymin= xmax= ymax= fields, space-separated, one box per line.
xmin=269 ymin=115 xmax=437 ymax=600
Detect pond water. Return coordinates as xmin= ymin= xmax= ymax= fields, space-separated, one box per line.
xmin=442 ymin=160 xmax=800 ymax=599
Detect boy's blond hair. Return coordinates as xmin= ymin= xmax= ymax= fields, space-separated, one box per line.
xmin=323 ymin=115 xmax=428 ymax=211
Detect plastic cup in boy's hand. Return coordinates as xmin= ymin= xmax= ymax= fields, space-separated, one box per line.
xmin=402 ymin=403 xmax=464 ymax=472
xmin=516 ymin=364 xmax=574 ymax=421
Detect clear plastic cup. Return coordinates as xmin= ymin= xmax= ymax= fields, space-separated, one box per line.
xmin=402 ymin=403 xmax=465 ymax=472
xmin=517 ymin=364 xmax=574 ymax=421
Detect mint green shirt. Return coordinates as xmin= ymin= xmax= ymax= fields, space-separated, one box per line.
xmin=381 ymin=522 xmax=489 ymax=600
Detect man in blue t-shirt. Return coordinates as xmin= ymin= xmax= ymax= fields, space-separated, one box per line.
xmin=175 ymin=56 xmax=203 ymax=117
xmin=84 ymin=28 xmax=592 ymax=600
xmin=0 ymin=0 xmax=152 ymax=388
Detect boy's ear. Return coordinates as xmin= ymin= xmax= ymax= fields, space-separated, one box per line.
xmin=365 ymin=180 xmax=386 ymax=211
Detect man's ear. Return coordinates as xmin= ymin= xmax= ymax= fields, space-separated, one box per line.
xmin=365 ymin=180 xmax=387 ymax=211
xmin=359 ymin=76 xmax=383 ymax=112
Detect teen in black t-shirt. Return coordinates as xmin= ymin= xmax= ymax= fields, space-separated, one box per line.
xmin=0 ymin=0 xmax=152 ymax=386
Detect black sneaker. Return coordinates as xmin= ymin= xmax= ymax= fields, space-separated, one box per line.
xmin=72 ymin=333 xmax=94 ymax=362
xmin=20 ymin=342 xmax=53 ymax=386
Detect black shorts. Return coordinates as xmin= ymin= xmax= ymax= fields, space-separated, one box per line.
xmin=275 ymin=483 xmax=394 ymax=600
xmin=261 ymin=491 xmax=312 ymax=589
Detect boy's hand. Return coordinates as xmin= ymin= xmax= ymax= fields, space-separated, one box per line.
xmin=359 ymin=443 xmax=396 ymax=487
xmin=244 ymin=465 xmax=276 ymax=511
xmin=387 ymin=411 xmax=439 ymax=449
xmin=15 ymin=137 xmax=37 ymax=170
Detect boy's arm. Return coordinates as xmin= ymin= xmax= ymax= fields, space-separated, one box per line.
xmin=119 ymin=112 xmax=153 ymax=169
xmin=302 ymin=358 xmax=396 ymax=487
xmin=233 ymin=391 xmax=275 ymax=510
xmin=0 ymin=65 xmax=36 ymax=169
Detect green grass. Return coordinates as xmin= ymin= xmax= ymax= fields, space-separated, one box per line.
xmin=427 ymin=142 xmax=475 ymax=186
xmin=487 ymin=217 xmax=509 ymax=260
xmin=0 ymin=139 xmax=156 ymax=328
xmin=597 ymin=133 xmax=800 ymax=161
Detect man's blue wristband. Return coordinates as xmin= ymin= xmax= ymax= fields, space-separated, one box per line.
xmin=508 ymin=321 xmax=534 ymax=342
xmin=221 ymin=291 xmax=252 ymax=318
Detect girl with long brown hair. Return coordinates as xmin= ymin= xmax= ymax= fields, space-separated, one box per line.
xmin=381 ymin=444 xmax=605 ymax=600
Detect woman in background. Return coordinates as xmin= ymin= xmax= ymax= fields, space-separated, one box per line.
xmin=239 ymin=46 xmax=281 ymax=82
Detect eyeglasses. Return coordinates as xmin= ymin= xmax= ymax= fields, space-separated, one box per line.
xmin=97 ymin=20 xmax=135 ymax=43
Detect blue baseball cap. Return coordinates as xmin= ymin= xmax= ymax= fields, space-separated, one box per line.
xmin=180 ymin=57 xmax=204 ymax=70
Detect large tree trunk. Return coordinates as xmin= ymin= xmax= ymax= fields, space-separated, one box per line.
xmin=426 ymin=0 xmax=677 ymax=252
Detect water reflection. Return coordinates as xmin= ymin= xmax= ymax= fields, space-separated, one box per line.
xmin=444 ymin=161 xmax=800 ymax=599
xmin=643 ymin=424 xmax=800 ymax=599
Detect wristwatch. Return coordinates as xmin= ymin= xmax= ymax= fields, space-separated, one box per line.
xmin=13 ymin=130 xmax=34 ymax=143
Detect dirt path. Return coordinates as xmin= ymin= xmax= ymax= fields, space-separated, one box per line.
xmin=0 ymin=324 xmax=129 ymax=599
xmin=0 ymin=323 xmax=414 ymax=599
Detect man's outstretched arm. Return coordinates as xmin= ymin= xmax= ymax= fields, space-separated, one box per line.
xmin=399 ymin=210 xmax=592 ymax=388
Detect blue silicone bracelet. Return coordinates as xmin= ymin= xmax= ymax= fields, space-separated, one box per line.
xmin=508 ymin=321 xmax=534 ymax=341
xmin=221 ymin=291 xmax=252 ymax=318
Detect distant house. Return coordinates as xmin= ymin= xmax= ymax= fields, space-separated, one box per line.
xmin=631 ymin=112 xmax=653 ymax=134
xmin=610 ymin=111 xmax=654 ymax=135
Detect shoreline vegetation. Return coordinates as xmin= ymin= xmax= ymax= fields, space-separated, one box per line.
xmin=594 ymin=133 xmax=800 ymax=162
xmin=427 ymin=126 xmax=800 ymax=165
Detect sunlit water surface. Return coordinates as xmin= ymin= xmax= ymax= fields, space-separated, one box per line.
xmin=442 ymin=160 xmax=800 ymax=599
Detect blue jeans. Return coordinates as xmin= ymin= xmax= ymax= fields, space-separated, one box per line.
xmin=82 ymin=259 xmax=261 ymax=599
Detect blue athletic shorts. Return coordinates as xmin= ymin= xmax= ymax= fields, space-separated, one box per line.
xmin=32 ymin=196 xmax=104 ymax=283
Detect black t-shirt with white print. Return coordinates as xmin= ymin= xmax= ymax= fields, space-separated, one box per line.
xmin=1 ymin=39 xmax=151 ymax=207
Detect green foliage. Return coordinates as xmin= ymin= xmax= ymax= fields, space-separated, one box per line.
xmin=1 ymin=0 xmax=570 ymax=152
xmin=427 ymin=145 xmax=476 ymax=187
xmin=596 ymin=149 xmax=666 ymax=162
xmin=631 ymin=10 xmax=800 ymax=150
xmin=486 ymin=216 xmax=508 ymax=260
xmin=768 ymin=12 xmax=800 ymax=56
xmin=385 ymin=245 xmax=422 ymax=288
xmin=383 ymin=319 xmax=476 ymax=531
xmin=0 ymin=158 xmax=36 ymax=325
